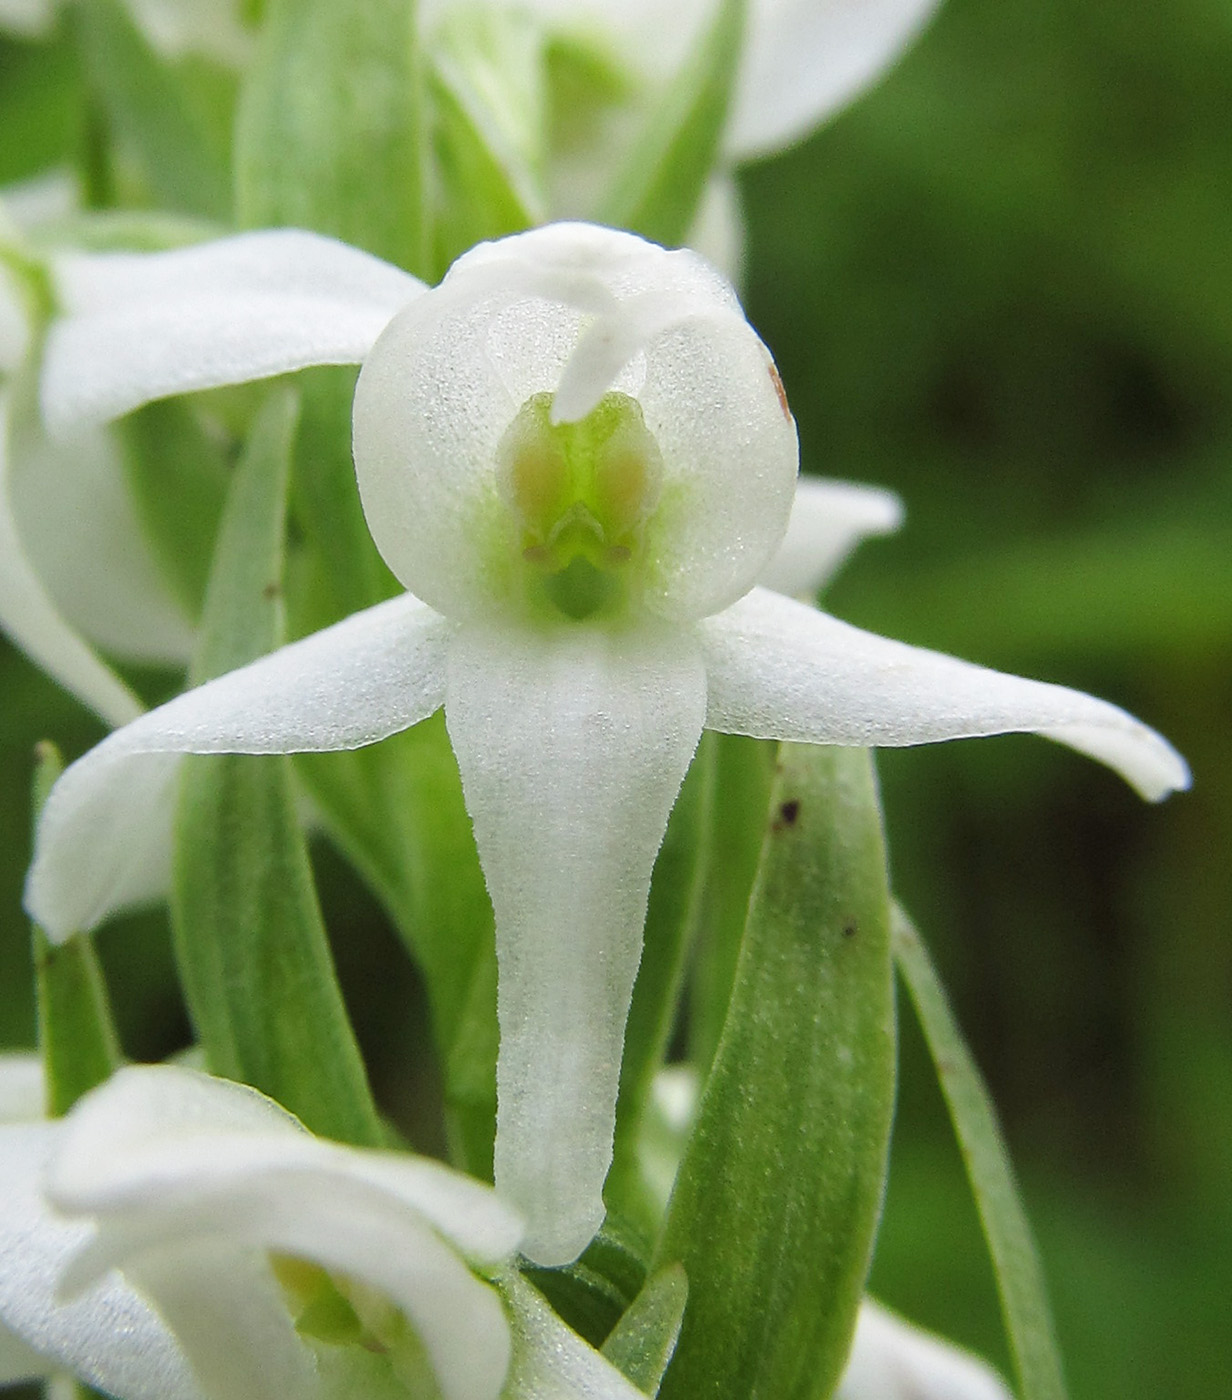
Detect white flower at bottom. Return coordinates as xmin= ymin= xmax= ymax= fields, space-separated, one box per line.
xmin=0 ymin=1065 xmax=534 ymax=1400
xmin=26 ymin=221 xmax=1188 ymax=1267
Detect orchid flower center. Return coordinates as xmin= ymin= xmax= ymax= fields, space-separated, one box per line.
xmin=497 ymin=390 xmax=663 ymax=621
xmin=274 ymin=1255 xmax=440 ymax=1389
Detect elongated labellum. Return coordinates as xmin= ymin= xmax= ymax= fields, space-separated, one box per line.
xmin=656 ymin=742 xmax=895 ymax=1400
xmin=171 ymin=387 xmax=382 ymax=1147
xmin=606 ymin=734 xmax=715 ymax=1239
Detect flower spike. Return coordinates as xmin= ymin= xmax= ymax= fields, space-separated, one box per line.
xmin=27 ymin=221 xmax=1187 ymax=1271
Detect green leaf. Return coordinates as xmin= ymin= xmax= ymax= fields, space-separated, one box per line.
xmin=596 ymin=0 xmax=745 ymax=246
xmin=171 ymin=386 xmax=382 ymax=1146
xmin=75 ymin=0 xmax=234 ymax=220
xmin=281 ymin=369 xmax=497 ymax=1174
xmin=121 ymin=398 xmax=231 ymax=625
xmin=287 ymin=367 xmax=399 ymax=623
xmin=235 ymin=0 xmax=429 ymax=274
xmin=606 ymin=736 xmax=714 ymax=1237
xmin=687 ymin=733 xmax=775 ymax=1075
xmin=601 ymin=1263 xmax=688 ymax=1395
xmin=30 ymin=742 xmax=123 ymax=1118
xmin=429 ymin=7 xmax=547 ymax=273
xmin=522 ymin=1216 xmax=649 ymax=1351
xmin=294 ymin=719 xmax=498 ymax=1171
xmin=892 ymin=903 xmax=1068 ymax=1400
xmin=656 ymin=743 xmax=895 ymax=1400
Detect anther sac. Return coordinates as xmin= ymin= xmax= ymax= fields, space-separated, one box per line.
xmin=497 ymin=390 xmax=664 ymax=621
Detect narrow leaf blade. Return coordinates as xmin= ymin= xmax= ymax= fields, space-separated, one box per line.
xmin=75 ymin=0 xmax=233 ymax=220
xmin=172 ymin=386 xmax=382 ymax=1146
xmin=596 ymin=0 xmax=745 ymax=247
xmin=892 ymin=904 xmax=1068 ymax=1400
xmin=429 ymin=8 xmax=548 ymax=273
xmin=657 ymin=743 xmax=896 ymax=1400
xmin=235 ymin=0 xmax=429 ymax=275
xmin=31 ymin=741 xmax=123 ymax=1118
xmin=601 ymin=1263 xmax=688 ymax=1395
xmin=283 ymin=368 xmax=498 ymax=1174
xmin=686 ymin=732 xmax=774 ymax=1076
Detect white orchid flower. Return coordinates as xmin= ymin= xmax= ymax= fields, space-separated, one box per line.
xmin=1 ymin=197 xmax=196 ymax=729
xmin=0 ymin=1061 xmax=1007 ymax=1400
xmin=24 ymin=221 xmax=1187 ymax=1267
xmin=0 ymin=1055 xmax=57 ymax=1389
xmin=426 ymin=0 xmax=942 ymax=163
xmin=425 ymin=0 xmax=942 ymax=277
xmin=838 ymin=1300 xmax=1014 ymax=1400
xmin=0 ymin=1064 xmax=646 ymax=1400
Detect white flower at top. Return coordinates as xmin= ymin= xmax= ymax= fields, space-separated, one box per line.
xmin=424 ymin=0 xmax=943 ymax=164
xmin=25 ymin=221 xmax=1187 ymax=1266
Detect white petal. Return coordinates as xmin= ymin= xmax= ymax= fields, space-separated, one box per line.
xmin=729 ymin=0 xmax=943 ymax=160
xmin=0 ymin=0 xmax=54 ymax=38
xmin=42 ymin=230 xmax=424 ymax=433
xmin=837 ymin=1300 xmax=1013 ymax=1400
xmin=445 ymin=619 xmax=706 ymax=1265
xmin=549 ymin=290 xmax=748 ymax=425
xmin=702 ymin=587 xmax=1190 ymax=801
xmin=52 ymin=1067 xmax=520 ymax=1400
xmin=122 ymin=0 xmax=253 ymax=65
xmin=0 ymin=1122 xmax=204 ymax=1400
xmin=759 ymin=475 xmax=903 ymax=598
xmin=0 ymin=390 xmax=144 ymax=727
xmin=10 ymin=415 xmax=195 ymax=663
xmin=0 ymin=169 xmax=80 ymax=230
xmin=0 ymin=1053 xmax=45 ymax=1122
xmin=53 ymin=1067 xmax=522 ymax=1266
xmin=25 ymin=594 xmax=451 ymax=939
xmin=502 ymin=1273 xmax=645 ymax=1400
xmin=354 ymin=222 xmax=796 ymax=623
xmin=0 ymin=257 xmax=30 ymax=372
xmin=117 ymin=1243 xmax=319 ymax=1400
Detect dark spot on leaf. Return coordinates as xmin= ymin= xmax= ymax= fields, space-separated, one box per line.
xmin=842 ymin=921 xmax=858 ymax=939
xmin=771 ymin=798 xmax=800 ymax=832
xmin=262 ymin=580 xmax=281 ymax=600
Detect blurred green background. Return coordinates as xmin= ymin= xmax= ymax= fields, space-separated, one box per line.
xmin=2 ymin=0 xmax=1229 ymax=1395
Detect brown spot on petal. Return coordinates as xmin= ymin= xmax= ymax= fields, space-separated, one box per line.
xmin=768 ymin=361 xmax=791 ymax=422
